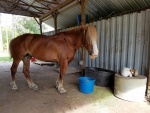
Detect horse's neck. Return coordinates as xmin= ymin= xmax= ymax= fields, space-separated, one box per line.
xmin=72 ymin=29 xmax=84 ymax=50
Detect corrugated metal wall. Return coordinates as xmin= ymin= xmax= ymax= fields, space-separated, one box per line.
xmin=70 ymin=9 xmax=150 ymax=76
xmin=44 ymin=9 xmax=150 ymax=76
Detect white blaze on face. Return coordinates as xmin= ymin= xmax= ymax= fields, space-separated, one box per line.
xmin=87 ymin=25 xmax=99 ymax=59
xmin=92 ymin=41 xmax=98 ymax=56
xmin=90 ymin=40 xmax=98 ymax=59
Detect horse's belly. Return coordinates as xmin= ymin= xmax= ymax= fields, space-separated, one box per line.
xmin=31 ymin=50 xmax=59 ymax=62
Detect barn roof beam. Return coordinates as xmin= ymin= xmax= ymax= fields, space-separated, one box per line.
xmin=0 ymin=0 xmax=50 ymax=10
xmin=40 ymin=0 xmax=74 ymax=20
xmin=0 ymin=0 xmax=39 ymax=17
xmin=9 ymin=0 xmax=21 ymax=12
xmin=0 ymin=5 xmax=43 ymax=14
xmin=35 ymin=0 xmax=51 ymax=9
xmin=37 ymin=0 xmax=59 ymax=5
xmin=20 ymin=1 xmax=44 ymax=14
xmin=0 ymin=2 xmax=8 ymax=12
xmin=19 ymin=1 xmax=50 ymax=10
xmin=26 ymin=0 xmax=36 ymax=10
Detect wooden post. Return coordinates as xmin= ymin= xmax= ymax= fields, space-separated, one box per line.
xmin=39 ymin=20 xmax=43 ymax=34
xmin=146 ymin=33 xmax=150 ymax=97
xmin=81 ymin=0 xmax=87 ymax=73
xmin=81 ymin=0 xmax=87 ymax=25
xmin=34 ymin=17 xmax=43 ymax=34
xmin=147 ymin=64 xmax=150 ymax=96
xmin=52 ymin=11 xmax=58 ymax=34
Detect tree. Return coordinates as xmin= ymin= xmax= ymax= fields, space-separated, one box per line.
xmin=12 ymin=16 xmax=47 ymax=35
xmin=0 ymin=14 xmax=3 ymax=53
xmin=1 ymin=14 xmax=48 ymax=52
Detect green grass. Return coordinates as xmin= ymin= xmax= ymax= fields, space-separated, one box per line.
xmin=0 ymin=52 xmax=12 ymax=62
xmin=0 ymin=56 xmax=12 ymax=62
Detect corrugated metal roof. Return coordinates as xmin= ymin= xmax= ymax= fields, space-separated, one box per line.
xmin=0 ymin=0 xmax=150 ymax=29
xmin=44 ymin=0 xmax=150 ymax=29
xmin=0 ymin=0 xmax=66 ymax=17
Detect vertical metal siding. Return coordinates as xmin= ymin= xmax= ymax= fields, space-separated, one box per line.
xmin=141 ymin=10 xmax=150 ymax=75
xmin=100 ymin=20 xmax=105 ymax=68
xmin=44 ymin=9 xmax=150 ymax=76
xmin=70 ymin=9 xmax=150 ymax=76
xmin=115 ymin=16 xmax=122 ymax=73
xmin=134 ymin=12 xmax=144 ymax=74
xmin=127 ymin=13 xmax=137 ymax=68
xmin=104 ymin=19 xmax=111 ymax=69
xmin=109 ymin=17 xmax=116 ymax=71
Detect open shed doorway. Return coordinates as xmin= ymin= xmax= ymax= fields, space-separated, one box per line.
xmin=0 ymin=13 xmax=53 ymax=60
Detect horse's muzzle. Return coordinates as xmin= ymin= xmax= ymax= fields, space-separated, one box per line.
xmin=89 ymin=52 xmax=98 ymax=59
xmin=90 ymin=54 xmax=98 ymax=59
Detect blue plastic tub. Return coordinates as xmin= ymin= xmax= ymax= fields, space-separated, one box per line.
xmin=78 ymin=76 xmax=95 ymax=94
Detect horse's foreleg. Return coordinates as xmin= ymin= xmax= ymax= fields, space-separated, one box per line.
xmin=56 ymin=60 xmax=68 ymax=94
xmin=10 ymin=60 xmax=20 ymax=91
xmin=22 ymin=55 xmax=38 ymax=90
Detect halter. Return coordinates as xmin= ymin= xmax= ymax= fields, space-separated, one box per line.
xmin=83 ymin=26 xmax=92 ymax=47
xmin=82 ymin=28 xmax=86 ymax=46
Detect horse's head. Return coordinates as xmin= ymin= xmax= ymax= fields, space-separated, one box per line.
xmin=82 ymin=25 xmax=99 ymax=59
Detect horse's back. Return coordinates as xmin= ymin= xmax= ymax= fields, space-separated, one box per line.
xmin=9 ymin=32 xmax=77 ymax=61
xmin=9 ymin=33 xmax=66 ymax=60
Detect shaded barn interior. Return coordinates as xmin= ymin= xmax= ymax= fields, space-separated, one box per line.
xmin=0 ymin=62 xmax=150 ymax=113
xmin=0 ymin=0 xmax=150 ymax=109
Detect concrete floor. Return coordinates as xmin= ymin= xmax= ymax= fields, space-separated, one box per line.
xmin=0 ymin=62 xmax=150 ymax=113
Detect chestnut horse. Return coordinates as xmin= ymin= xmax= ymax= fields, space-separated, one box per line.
xmin=9 ymin=25 xmax=99 ymax=93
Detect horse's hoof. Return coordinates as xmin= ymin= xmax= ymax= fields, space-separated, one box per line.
xmin=58 ymin=87 xmax=66 ymax=94
xmin=12 ymin=86 xmax=19 ymax=91
xmin=29 ymin=83 xmax=38 ymax=90
xmin=32 ymin=85 xmax=38 ymax=90
xmin=10 ymin=82 xmax=18 ymax=91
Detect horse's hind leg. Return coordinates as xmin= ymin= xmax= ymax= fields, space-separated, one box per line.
xmin=22 ymin=55 xmax=38 ymax=90
xmin=10 ymin=60 xmax=20 ymax=91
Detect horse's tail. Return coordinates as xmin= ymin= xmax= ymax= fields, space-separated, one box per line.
xmin=9 ymin=38 xmax=14 ymax=59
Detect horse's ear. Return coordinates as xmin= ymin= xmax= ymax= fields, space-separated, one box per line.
xmin=94 ymin=25 xmax=96 ymax=28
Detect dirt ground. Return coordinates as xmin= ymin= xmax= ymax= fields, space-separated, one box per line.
xmin=0 ymin=62 xmax=150 ymax=113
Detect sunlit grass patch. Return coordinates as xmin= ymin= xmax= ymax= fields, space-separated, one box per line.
xmin=0 ymin=53 xmax=12 ymax=62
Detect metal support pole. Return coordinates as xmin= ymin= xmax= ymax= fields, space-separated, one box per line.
xmin=147 ymin=63 xmax=150 ymax=97
xmin=52 ymin=11 xmax=58 ymax=34
xmin=81 ymin=0 xmax=87 ymax=73
xmin=39 ymin=20 xmax=43 ymax=34
xmin=34 ymin=17 xmax=43 ymax=34
xmin=146 ymin=27 xmax=150 ymax=98
xmin=81 ymin=0 xmax=87 ymax=25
